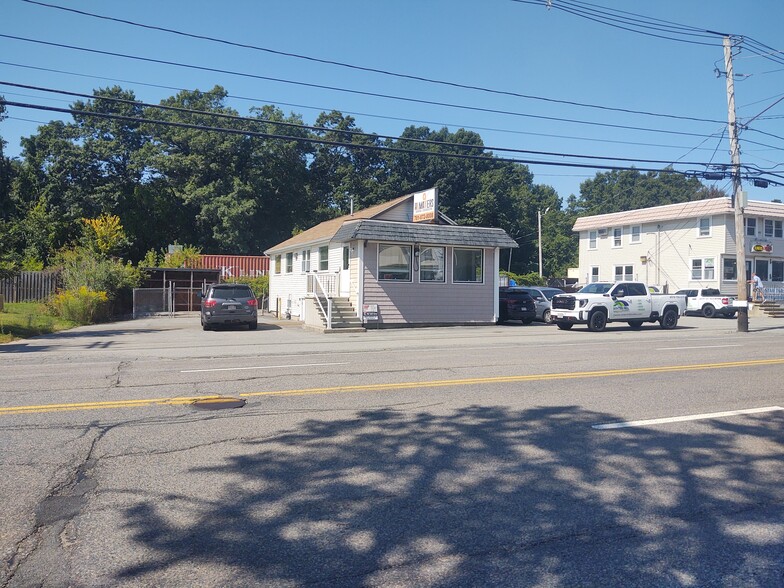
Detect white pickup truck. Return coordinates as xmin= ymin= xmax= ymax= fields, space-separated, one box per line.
xmin=550 ymin=281 xmax=687 ymax=332
xmin=675 ymin=288 xmax=736 ymax=318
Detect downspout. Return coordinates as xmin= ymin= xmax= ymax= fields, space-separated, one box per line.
xmin=357 ymin=240 xmax=364 ymax=319
xmin=494 ymin=248 xmax=500 ymax=323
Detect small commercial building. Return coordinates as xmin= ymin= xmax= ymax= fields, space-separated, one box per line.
xmin=572 ymin=197 xmax=784 ymax=298
xmin=265 ymin=189 xmax=518 ymax=329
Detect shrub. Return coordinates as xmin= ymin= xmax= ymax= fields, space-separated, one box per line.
xmin=50 ymin=287 xmax=109 ymax=323
xmin=233 ymin=274 xmax=269 ymax=299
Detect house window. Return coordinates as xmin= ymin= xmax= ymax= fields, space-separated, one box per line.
xmin=745 ymin=217 xmax=757 ymax=237
xmin=285 ymin=252 xmax=293 ymax=273
xmin=342 ymin=246 xmax=349 ymax=271
xmin=765 ymin=219 xmax=774 ymax=238
xmin=301 ymin=249 xmax=310 ymax=272
xmin=704 ymin=257 xmax=715 ymax=280
xmin=378 ymin=244 xmax=412 ymax=281
xmin=772 ymin=261 xmax=784 ymax=282
xmin=614 ymin=265 xmax=633 ymax=281
xmin=630 ymin=225 xmax=641 ymax=244
xmin=453 ymin=248 xmax=483 ymax=283
xmin=588 ymin=231 xmax=597 ymax=249
xmin=419 ymin=246 xmax=445 ymax=282
xmin=776 ymin=221 xmax=783 ymax=239
xmin=723 ymin=258 xmax=736 ymax=281
xmin=590 ymin=267 xmax=600 ymax=282
xmin=699 ymin=217 xmax=711 ymax=237
xmin=613 ymin=228 xmax=622 ymax=247
xmin=274 ymin=255 xmax=281 ymax=274
xmin=319 ymin=246 xmax=329 ymax=271
xmin=691 ymin=259 xmax=702 ymax=280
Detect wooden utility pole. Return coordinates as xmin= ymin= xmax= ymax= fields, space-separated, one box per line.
xmin=724 ymin=36 xmax=748 ymax=332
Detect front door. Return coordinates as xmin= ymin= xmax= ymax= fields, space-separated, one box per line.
xmin=339 ymin=245 xmax=350 ymax=297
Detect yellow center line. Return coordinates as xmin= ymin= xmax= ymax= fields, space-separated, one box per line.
xmin=2 ymin=357 xmax=783 ymax=416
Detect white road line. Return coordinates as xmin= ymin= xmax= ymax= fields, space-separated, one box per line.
xmin=656 ymin=344 xmax=742 ymax=351
xmin=181 ymin=362 xmax=349 ymax=373
xmin=592 ymin=406 xmax=784 ymax=430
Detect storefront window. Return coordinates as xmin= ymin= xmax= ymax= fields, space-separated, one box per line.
xmin=378 ymin=244 xmax=411 ymax=281
xmin=419 ymin=247 xmax=445 ymax=282
xmin=453 ymin=248 xmax=483 ymax=283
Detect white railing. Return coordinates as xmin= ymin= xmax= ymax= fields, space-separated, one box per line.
xmin=306 ymin=273 xmax=340 ymax=329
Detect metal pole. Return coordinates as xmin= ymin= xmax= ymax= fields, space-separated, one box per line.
xmin=724 ymin=36 xmax=748 ymax=332
xmin=538 ymin=209 xmax=543 ymax=277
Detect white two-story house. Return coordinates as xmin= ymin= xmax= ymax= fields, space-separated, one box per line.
xmin=573 ymin=197 xmax=784 ymax=298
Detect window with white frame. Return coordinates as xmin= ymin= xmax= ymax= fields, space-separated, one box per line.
xmin=690 ymin=257 xmax=715 ymax=280
xmin=378 ymin=244 xmax=412 ymax=281
xmin=765 ymin=219 xmax=774 ymax=238
xmin=274 ymin=255 xmax=281 ymax=274
xmin=630 ymin=225 xmax=641 ymax=243
xmin=588 ymin=231 xmax=597 ymax=249
xmin=612 ymin=227 xmax=622 ymax=247
xmin=723 ymin=258 xmax=736 ymax=281
xmin=691 ymin=259 xmax=702 ymax=280
xmin=319 ymin=246 xmax=329 ymax=271
xmin=614 ymin=265 xmax=633 ymax=281
xmin=590 ymin=267 xmax=600 ymax=282
xmin=301 ymin=249 xmax=310 ymax=272
xmin=776 ymin=220 xmax=783 ymax=238
xmin=745 ymin=217 xmax=757 ymax=237
xmin=453 ymin=248 xmax=483 ymax=283
xmin=698 ymin=217 xmax=711 ymax=237
xmin=285 ymin=252 xmax=293 ymax=273
xmin=419 ymin=246 xmax=445 ymax=282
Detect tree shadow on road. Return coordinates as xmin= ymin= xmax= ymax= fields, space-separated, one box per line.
xmin=115 ymin=405 xmax=784 ymax=586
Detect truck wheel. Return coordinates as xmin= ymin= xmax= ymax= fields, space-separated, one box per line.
xmin=723 ymin=311 xmax=736 ymax=319
xmin=556 ymin=322 xmax=573 ymax=330
xmin=660 ymin=308 xmax=679 ymax=329
xmin=701 ymin=304 xmax=716 ymax=318
xmin=587 ymin=310 xmax=607 ymax=332
xmin=628 ymin=320 xmax=643 ymax=329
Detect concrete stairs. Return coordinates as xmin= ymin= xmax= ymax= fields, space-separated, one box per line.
xmin=314 ymin=297 xmax=366 ymax=332
xmin=757 ymin=301 xmax=784 ymax=318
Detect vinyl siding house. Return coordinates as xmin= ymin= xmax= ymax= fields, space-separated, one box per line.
xmin=573 ymin=197 xmax=784 ymax=298
xmin=265 ymin=191 xmax=518 ymax=329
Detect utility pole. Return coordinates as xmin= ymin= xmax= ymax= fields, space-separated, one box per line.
xmin=538 ymin=207 xmax=549 ymax=278
xmin=724 ymin=36 xmax=748 ymax=332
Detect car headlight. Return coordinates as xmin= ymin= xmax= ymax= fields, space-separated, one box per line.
xmin=578 ymin=299 xmax=589 ymax=308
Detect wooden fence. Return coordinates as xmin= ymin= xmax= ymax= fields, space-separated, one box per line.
xmin=0 ymin=271 xmax=61 ymax=303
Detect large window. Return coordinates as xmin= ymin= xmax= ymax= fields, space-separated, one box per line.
xmin=419 ymin=246 xmax=445 ymax=282
xmin=691 ymin=257 xmax=715 ymax=280
xmin=630 ymin=225 xmax=641 ymax=244
xmin=588 ymin=231 xmax=597 ymax=249
xmin=699 ymin=217 xmax=711 ymax=237
xmin=319 ymin=246 xmax=329 ymax=271
xmin=614 ymin=265 xmax=633 ymax=281
xmin=453 ymin=248 xmax=483 ymax=283
xmin=378 ymin=244 xmax=412 ymax=281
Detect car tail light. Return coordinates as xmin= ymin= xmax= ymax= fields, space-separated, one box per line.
xmin=204 ymin=300 xmax=217 ymax=308
xmin=247 ymin=299 xmax=257 ymax=307
xmin=721 ymin=298 xmax=729 ymax=304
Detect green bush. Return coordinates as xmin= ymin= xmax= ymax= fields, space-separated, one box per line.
xmin=233 ymin=274 xmax=269 ymax=299
xmin=53 ymin=247 xmax=143 ymax=301
xmin=49 ymin=287 xmax=109 ymax=323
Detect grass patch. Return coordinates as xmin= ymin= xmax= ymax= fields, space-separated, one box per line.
xmin=0 ymin=302 xmax=80 ymax=344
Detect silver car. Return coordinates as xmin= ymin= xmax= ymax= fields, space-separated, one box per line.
xmin=199 ymin=283 xmax=258 ymax=330
xmin=520 ymin=287 xmax=565 ymax=323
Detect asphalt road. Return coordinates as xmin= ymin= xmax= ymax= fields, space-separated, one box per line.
xmin=1 ymin=313 xmax=783 ymax=587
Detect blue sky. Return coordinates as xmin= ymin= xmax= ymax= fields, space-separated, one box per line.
xmin=2 ymin=0 xmax=783 ymax=203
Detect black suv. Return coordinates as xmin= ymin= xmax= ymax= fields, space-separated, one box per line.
xmin=200 ymin=283 xmax=258 ymax=330
xmin=498 ymin=287 xmax=536 ymax=324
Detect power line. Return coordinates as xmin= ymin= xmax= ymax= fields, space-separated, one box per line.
xmin=7 ymin=98 xmax=770 ymax=181
xmin=0 ymin=60 xmax=729 ymax=152
xmin=0 ymin=82 xmax=718 ymax=168
xmin=20 ymin=0 xmax=725 ymax=125
xmin=0 ymin=34 xmax=726 ymax=140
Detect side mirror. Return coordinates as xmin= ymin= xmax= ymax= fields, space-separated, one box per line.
xmin=614 ymin=289 xmax=625 ymax=298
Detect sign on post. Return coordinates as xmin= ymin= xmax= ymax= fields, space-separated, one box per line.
xmin=362 ymin=303 xmax=379 ymax=321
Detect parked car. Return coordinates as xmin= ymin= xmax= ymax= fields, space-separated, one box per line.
xmin=675 ymin=288 xmax=736 ymax=318
xmin=199 ymin=283 xmax=258 ymax=330
xmin=498 ymin=287 xmax=536 ymax=324
xmin=519 ymin=286 xmax=565 ymax=323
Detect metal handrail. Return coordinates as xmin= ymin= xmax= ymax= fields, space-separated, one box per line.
xmin=308 ymin=274 xmax=334 ymax=329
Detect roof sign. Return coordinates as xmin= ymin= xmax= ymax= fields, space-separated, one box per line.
xmin=413 ymin=188 xmax=437 ymax=223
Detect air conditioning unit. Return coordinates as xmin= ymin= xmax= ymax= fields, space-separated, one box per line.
xmin=597 ymin=228 xmax=608 ymax=237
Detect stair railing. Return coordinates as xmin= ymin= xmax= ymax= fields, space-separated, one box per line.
xmin=307 ymin=273 xmax=337 ymax=329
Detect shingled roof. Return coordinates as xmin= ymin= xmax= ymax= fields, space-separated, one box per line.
xmin=331 ymin=219 xmax=518 ymax=248
xmin=572 ymin=197 xmax=784 ymax=232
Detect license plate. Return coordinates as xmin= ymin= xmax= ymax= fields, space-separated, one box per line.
xmin=227 ymin=305 xmax=237 ymax=310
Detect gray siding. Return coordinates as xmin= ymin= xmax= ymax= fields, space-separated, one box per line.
xmin=375 ymin=200 xmax=413 ymax=222
xmin=362 ymin=242 xmax=495 ymax=324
